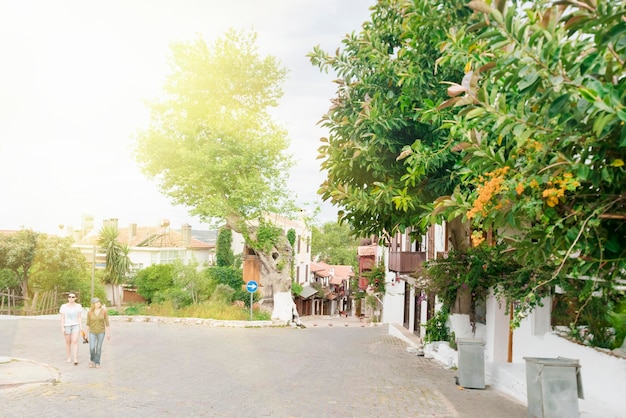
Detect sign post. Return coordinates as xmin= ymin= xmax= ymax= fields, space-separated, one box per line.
xmin=246 ymin=280 xmax=258 ymax=321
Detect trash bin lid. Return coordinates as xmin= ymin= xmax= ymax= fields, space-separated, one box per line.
xmin=456 ymin=338 xmax=485 ymax=345
xmin=523 ymin=357 xmax=580 ymax=367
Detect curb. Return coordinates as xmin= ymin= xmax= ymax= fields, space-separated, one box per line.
xmin=0 ymin=356 xmax=60 ymax=388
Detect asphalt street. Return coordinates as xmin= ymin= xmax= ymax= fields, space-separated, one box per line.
xmin=0 ymin=315 xmax=527 ymax=417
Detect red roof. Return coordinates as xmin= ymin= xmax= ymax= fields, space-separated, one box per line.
xmin=311 ymin=262 xmax=354 ymax=285
xmin=80 ymin=226 xmax=212 ymax=249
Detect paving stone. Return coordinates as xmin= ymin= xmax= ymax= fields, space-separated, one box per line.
xmin=0 ymin=316 xmax=526 ymax=417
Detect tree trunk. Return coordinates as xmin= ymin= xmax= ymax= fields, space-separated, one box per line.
xmin=19 ymin=274 xmax=32 ymax=312
xmin=226 ymin=215 xmax=302 ymax=325
xmin=447 ymin=216 xmax=473 ymax=315
xmin=111 ymin=283 xmax=116 ymax=307
xmin=255 ymin=238 xmax=299 ymax=324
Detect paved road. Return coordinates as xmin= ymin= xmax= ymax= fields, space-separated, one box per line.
xmin=0 ymin=316 xmax=526 ymax=417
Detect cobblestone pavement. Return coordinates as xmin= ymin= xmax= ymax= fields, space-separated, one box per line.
xmin=0 ymin=316 xmax=526 ymax=417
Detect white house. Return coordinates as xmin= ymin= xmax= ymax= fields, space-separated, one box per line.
xmin=73 ymin=218 xmax=216 ymax=304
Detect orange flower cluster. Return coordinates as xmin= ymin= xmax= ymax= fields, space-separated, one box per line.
xmin=541 ymin=173 xmax=580 ymax=207
xmin=471 ymin=230 xmax=485 ymax=247
xmin=467 ymin=166 xmax=510 ymax=220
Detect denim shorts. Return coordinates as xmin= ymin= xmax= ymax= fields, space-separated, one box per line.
xmin=64 ymin=324 xmax=79 ymax=335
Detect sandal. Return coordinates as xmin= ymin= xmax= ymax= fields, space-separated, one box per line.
xmin=89 ymin=362 xmax=94 ymax=368
xmin=95 ymin=364 xmax=101 ymax=369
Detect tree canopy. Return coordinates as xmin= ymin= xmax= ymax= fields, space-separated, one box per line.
xmin=311 ymin=222 xmax=360 ymax=266
xmin=135 ymin=30 xmax=293 ymax=230
xmin=311 ymin=0 xmax=625 ymax=319
xmin=436 ymin=0 xmax=626 ymax=306
xmin=134 ymin=30 xmax=298 ymax=322
xmin=308 ymin=0 xmax=474 ymax=239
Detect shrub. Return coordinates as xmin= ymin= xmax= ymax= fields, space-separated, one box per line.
xmin=210 ymin=284 xmax=235 ymax=304
xmin=135 ymin=264 xmax=174 ymax=302
xmin=424 ymin=309 xmax=450 ymax=343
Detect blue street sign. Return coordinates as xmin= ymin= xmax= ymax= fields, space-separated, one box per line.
xmin=246 ymin=280 xmax=258 ymax=293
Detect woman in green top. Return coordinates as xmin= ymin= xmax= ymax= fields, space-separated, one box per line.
xmin=85 ymin=297 xmax=110 ymax=368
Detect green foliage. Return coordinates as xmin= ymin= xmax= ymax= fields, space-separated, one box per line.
xmin=136 ymin=261 xmax=210 ymax=308
xmin=365 ymin=294 xmax=378 ymax=310
xmin=314 ymin=0 xmax=625 ymax=329
xmin=160 ymin=287 xmax=193 ymax=309
xmin=0 ymin=230 xmax=99 ymax=310
xmin=0 ymin=229 xmax=38 ymax=307
xmin=97 ymin=224 xmax=133 ymax=307
xmin=425 ymin=243 xmax=551 ymax=324
xmin=135 ymin=29 xmax=294 ymax=230
xmin=216 ymin=228 xmax=234 ymax=267
xmin=308 ymin=0 xmax=472 ymax=238
xmin=311 ymin=282 xmax=325 ymax=299
xmin=437 ymin=0 xmax=626 ymax=306
xmin=0 ymin=269 xmax=20 ymax=290
xmin=204 ymin=266 xmax=248 ymax=304
xmin=247 ymin=219 xmax=283 ymax=254
xmin=135 ymin=264 xmax=175 ymax=302
xmin=552 ymin=277 xmax=625 ymax=349
xmin=210 ymin=284 xmax=235 ymax=304
xmin=286 ymin=228 xmax=296 ymax=249
xmin=364 ymin=263 xmax=386 ymax=294
xmin=172 ymin=259 xmax=208 ymax=304
xmin=311 ymin=222 xmax=360 ymax=267
xmin=119 ymin=299 xmax=263 ymax=320
xmin=30 ymin=234 xmax=89 ymax=293
xmin=123 ymin=305 xmax=143 ymax=315
xmin=424 ymin=309 xmax=450 ymax=343
xmin=291 ymin=281 xmax=303 ymax=296
xmin=609 ymin=298 xmax=626 ymax=349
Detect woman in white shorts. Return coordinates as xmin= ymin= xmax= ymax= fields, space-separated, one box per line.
xmin=59 ymin=293 xmax=84 ymax=365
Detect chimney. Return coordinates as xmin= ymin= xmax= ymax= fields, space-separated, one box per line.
xmin=130 ymin=223 xmax=137 ymax=241
xmin=104 ymin=218 xmax=119 ymax=229
xmin=182 ymin=224 xmax=192 ymax=246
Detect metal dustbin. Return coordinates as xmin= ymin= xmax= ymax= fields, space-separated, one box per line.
xmin=524 ymin=357 xmax=584 ymax=418
xmin=456 ymin=338 xmax=485 ymax=389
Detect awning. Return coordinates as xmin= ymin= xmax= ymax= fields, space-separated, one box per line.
xmin=297 ymin=285 xmax=318 ymax=299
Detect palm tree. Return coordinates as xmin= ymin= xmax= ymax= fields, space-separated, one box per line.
xmin=97 ymin=225 xmax=132 ymax=307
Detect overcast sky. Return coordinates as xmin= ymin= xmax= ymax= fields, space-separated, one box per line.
xmin=0 ymin=0 xmax=375 ymax=234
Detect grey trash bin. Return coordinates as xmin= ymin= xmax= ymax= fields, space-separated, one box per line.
xmin=456 ymin=338 xmax=485 ymax=389
xmin=524 ymin=357 xmax=584 ymax=418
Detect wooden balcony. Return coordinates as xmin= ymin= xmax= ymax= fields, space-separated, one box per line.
xmin=388 ymin=251 xmax=426 ymax=274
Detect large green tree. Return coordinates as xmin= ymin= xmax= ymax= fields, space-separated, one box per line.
xmin=308 ymin=0 xmax=474 ymax=247
xmin=0 ymin=229 xmax=37 ymax=310
xmin=434 ymin=0 xmax=626 ymax=317
xmin=311 ymin=222 xmax=360 ymax=266
xmin=29 ymin=234 xmax=90 ymax=304
xmin=0 ymin=231 xmax=94 ymax=310
xmin=135 ymin=30 xmax=297 ymax=322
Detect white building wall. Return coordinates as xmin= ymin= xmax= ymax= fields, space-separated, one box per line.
xmin=434 ymin=223 xmax=447 ymax=253
xmin=500 ymin=301 xmax=626 ymax=417
xmin=427 ymin=292 xmax=626 ymax=417
xmin=385 ymin=221 xmax=625 ymax=417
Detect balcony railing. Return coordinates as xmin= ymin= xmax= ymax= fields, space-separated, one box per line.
xmin=388 ymin=251 xmax=426 ymax=274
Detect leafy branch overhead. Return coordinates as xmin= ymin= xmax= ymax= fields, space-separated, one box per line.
xmin=311 ymin=0 xmax=625 ymax=324
xmin=437 ymin=0 xmax=625 ymax=299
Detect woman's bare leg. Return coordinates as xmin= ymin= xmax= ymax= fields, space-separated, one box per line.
xmin=71 ymin=332 xmax=79 ymax=363
xmin=64 ymin=333 xmax=72 ymax=362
